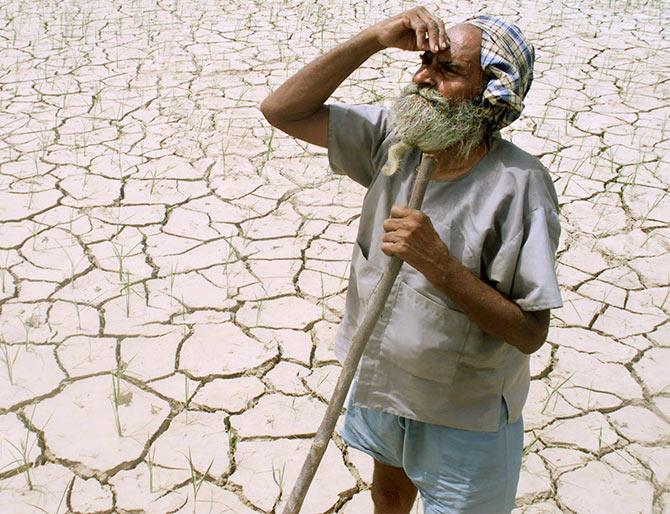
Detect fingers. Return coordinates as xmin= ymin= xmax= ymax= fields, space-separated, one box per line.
xmin=382 ymin=216 xmax=409 ymax=236
xmin=390 ymin=205 xmax=429 ymax=221
xmin=409 ymin=15 xmax=428 ymax=51
xmin=409 ymin=7 xmax=449 ymax=52
xmin=387 ymin=214 xmax=413 ymax=232
xmin=381 ymin=237 xmax=410 ymax=257
xmin=418 ymin=11 xmax=442 ymax=53
xmin=382 ymin=230 xmax=408 ymax=243
xmin=380 ymin=241 xmax=396 ymax=257
xmin=390 ymin=205 xmax=413 ymax=218
xmin=436 ymin=18 xmax=448 ymax=50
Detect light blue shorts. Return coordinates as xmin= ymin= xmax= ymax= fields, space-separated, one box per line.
xmin=340 ymin=392 xmax=523 ymax=514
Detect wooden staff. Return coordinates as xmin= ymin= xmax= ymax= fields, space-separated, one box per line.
xmin=282 ymin=153 xmax=435 ymax=514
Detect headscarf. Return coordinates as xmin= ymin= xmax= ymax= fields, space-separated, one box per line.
xmin=466 ymin=15 xmax=535 ymax=130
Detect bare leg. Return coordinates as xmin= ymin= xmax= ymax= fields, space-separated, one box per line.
xmin=371 ymin=459 xmax=418 ymax=514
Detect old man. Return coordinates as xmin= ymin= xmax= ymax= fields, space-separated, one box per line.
xmin=261 ymin=6 xmax=562 ymax=514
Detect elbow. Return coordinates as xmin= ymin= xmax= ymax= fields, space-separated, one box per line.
xmin=500 ymin=330 xmax=546 ymax=355
xmin=260 ymin=97 xmax=279 ymax=126
xmin=260 ymin=95 xmax=290 ymax=128
xmin=518 ymin=309 xmax=551 ymax=354
xmin=520 ymin=339 xmax=545 ymax=355
xmin=519 ymin=326 xmax=548 ymax=355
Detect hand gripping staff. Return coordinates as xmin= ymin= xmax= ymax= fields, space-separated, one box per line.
xmin=282 ymin=154 xmax=435 ymax=514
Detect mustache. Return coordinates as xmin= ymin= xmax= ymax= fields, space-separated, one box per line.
xmin=400 ymin=83 xmax=450 ymax=106
xmin=400 ymin=84 xmax=485 ymax=110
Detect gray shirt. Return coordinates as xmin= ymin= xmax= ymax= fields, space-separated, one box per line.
xmin=328 ymin=103 xmax=563 ymax=432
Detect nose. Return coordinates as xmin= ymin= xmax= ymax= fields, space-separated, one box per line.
xmin=412 ymin=66 xmax=436 ymax=87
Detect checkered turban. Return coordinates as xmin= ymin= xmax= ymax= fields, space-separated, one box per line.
xmin=466 ymin=15 xmax=535 ymax=129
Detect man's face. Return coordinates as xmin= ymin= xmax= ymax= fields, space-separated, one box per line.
xmin=411 ymin=23 xmax=485 ymax=102
xmin=380 ymin=23 xmax=490 ymax=176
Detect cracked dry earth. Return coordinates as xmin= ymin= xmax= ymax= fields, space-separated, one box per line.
xmin=0 ymin=0 xmax=668 ymax=513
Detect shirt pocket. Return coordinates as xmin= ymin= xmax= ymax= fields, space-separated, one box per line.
xmin=381 ymin=280 xmax=471 ymax=384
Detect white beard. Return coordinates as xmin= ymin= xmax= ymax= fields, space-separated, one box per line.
xmin=381 ymin=83 xmax=488 ymax=176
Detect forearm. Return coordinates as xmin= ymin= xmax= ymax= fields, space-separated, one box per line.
xmin=423 ymin=249 xmax=549 ymax=354
xmin=260 ymin=28 xmax=383 ymax=123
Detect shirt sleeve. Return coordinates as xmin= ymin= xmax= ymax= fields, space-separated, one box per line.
xmin=487 ymin=206 xmax=563 ymax=311
xmin=327 ymin=103 xmax=393 ymax=188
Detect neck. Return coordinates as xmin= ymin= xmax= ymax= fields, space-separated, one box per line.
xmin=430 ymin=138 xmax=489 ymax=181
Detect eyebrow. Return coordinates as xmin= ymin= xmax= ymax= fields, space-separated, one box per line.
xmin=420 ymin=52 xmax=468 ymax=72
xmin=439 ymin=60 xmax=467 ymax=72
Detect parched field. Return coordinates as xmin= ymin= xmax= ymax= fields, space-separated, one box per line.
xmin=0 ymin=0 xmax=668 ymax=512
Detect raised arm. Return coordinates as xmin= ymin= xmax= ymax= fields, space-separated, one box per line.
xmin=260 ymin=7 xmax=449 ymax=147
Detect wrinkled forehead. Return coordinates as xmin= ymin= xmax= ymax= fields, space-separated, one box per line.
xmin=443 ymin=23 xmax=482 ymax=69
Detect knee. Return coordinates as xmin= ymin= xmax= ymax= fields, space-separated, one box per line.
xmin=371 ymin=484 xmax=415 ymax=513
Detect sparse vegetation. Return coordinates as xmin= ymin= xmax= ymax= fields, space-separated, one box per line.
xmin=0 ymin=0 xmax=666 ymax=511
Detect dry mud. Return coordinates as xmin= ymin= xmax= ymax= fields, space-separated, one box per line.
xmin=0 ymin=0 xmax=668 ymax=512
